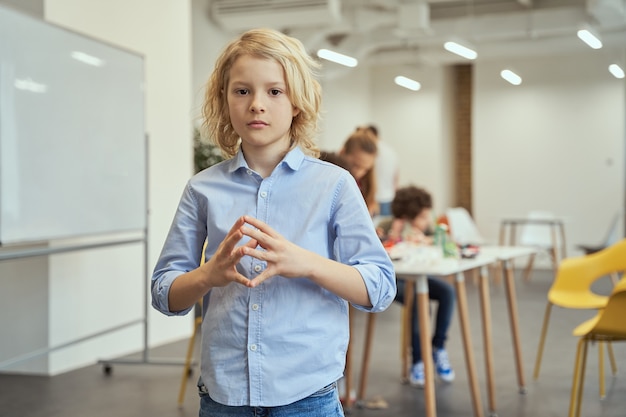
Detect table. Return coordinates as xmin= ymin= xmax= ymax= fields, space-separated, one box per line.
xmin=348 ymin=245 xmax=497 ymax=417
xmin=348 ymin=245 xmax=535 ymax=417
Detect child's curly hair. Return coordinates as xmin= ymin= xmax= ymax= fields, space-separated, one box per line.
xmin=391 ymin=186 xmax=432 ymax=220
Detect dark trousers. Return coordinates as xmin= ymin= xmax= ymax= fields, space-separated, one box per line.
xmin=394 ymin=277 xmax=455 ymax=364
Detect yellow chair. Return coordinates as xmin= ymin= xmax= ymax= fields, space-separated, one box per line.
xmin=568 ymin=275 xmax=626 ymax=417
xmin=177 ymin=300 xmax=203 ymax=407
xmin=533 ymin=238 xmax=626 ymax=398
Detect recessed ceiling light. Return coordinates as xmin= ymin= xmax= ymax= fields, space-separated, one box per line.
xmin=577 ymin=28 xmax=602 ymax=49
xmin=316 ymin=49 xmax=358 ymax=67
xmin=394 ymin=76 xmax=421 ymax=91
xmin=443 ymin=41 xmax=477 ymax=60
xmin=500 ymin=69 xmax=522 ymax=85
xmin=609 ymin=64 xmax=625 ymax=79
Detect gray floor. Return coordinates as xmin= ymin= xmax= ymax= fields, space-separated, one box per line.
xmin=1 ymin=268 xmax=625 ymax=417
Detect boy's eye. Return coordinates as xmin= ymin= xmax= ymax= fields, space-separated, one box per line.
xmin=269 ymin=89 xmax=282 ymax=96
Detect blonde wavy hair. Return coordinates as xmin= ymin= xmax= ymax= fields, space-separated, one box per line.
xmin=202 ymin=28 xmax=322 ymax=158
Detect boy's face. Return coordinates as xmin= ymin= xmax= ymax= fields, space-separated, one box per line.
xmin=227 ymin=55 xmax=299 ymax=155
xmin=411 ymin=208 xmax=432 ymax=232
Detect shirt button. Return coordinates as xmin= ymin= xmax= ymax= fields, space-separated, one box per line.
xmin=254 ymin=264 xmax=262 ymax=272
xmin=252 ymin=304 xmax=259 ymax=311
xmin=247 ymin=170 xmax=252 ymax=175
xmin=249 ymin=344 xmax=257 ymax=351
xmin=260 ymin=191 xmax=267 ymax=198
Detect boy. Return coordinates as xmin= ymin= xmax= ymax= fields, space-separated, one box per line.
xmin=151 ymin=28 xmax=396 ymax=416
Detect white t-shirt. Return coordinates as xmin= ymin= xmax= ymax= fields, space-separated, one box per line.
xmin=375 ymin=140 xmax=398 ymax=203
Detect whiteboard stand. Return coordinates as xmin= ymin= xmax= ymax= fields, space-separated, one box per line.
xmin=0 ymin=235 xmax=146 ymax=371
xmin=97 ymin=237 xmax=194 ymax=375
xmin=97 ymin=134 xmax=196 ymax=374
xmin=0 ymin=235 xmax=194 ymax=373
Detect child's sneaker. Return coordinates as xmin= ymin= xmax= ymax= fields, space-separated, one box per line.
xmin=433 ymin=348 xmax=455 ymax=383
xmin=409 ymin=361 xmax=425 ymax=388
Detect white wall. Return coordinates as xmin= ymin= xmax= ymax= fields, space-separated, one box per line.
xmin=0 ymin=256 xmax=49 ymax=373
xmin=369 ymin=64 xmax=455 ymax=215
xmin=191 ymin=0 xmax=231 ymax=127
xmin=0 ymin=0 xmax=194 ymax=375
xmin=473 ymin=52 xmax=625 ymax=260
xmin=317 ymin=67 xmax=372 ymax=151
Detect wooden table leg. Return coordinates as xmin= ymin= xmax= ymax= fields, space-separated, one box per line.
xmin=502 ymin=260 xmax=526 ymax=393
xmin=455 ymin=271 xmax=485 ymax=417
xmin=550 ymin=225 xmax=559 ymax=275
xmin=402 ymin=281 xmax=415 ymax=382
xmin=478 ymin=266 xmax=496 ymax=415
xmin=509 ymin=224 xmax=517 ymax=270
xmin=417 ymin=276 xmax=437 ymax=417
xmin=357 ymin=313 xmax=376 ymax=403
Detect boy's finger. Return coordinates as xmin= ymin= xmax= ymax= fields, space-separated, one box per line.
xmin=232 ymin=273 xmax=253 ymax=287
xmin=243 ymin=215 xmax=277 ymax=237
xmin=249 ymin=272 xmax=272 ymax=287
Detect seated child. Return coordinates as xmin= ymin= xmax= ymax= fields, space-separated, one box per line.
xmin=378 ymin=185 xmax=456 ymax=387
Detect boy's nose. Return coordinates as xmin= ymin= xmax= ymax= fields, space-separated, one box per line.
xmin=249 ymin=95 xmax=265 ymax=113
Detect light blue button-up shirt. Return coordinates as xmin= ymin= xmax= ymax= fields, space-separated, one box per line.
xmin=152 ymin=146 xmax=396 ymax=407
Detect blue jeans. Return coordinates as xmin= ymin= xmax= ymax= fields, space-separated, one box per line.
xmin=394 ymin=277 xmax=455 ymax=363
xmin=198 ymin=381 xmax=344 ymax=417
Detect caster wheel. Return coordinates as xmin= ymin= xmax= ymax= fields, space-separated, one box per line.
xmin=103 ymin=364 xmax=112 ymax=375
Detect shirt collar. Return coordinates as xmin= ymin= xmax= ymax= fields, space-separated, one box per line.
xmin=228 ymin=146 xmax=305 ymax=173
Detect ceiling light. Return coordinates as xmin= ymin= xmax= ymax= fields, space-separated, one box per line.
xmin=316 ymin=49 xmax=358 ymax=67
xmin=500 ymin=70 xmax=522 ymax=86
xmin=609 ymin=64 xmax=625 ymax=79
xmin=577 ymin=28 xmax=602 ymax=49
xmin=443 ymin=41 xmax=477 ymax=60
xmin=394 ymin=76 xmax=421 ymax=91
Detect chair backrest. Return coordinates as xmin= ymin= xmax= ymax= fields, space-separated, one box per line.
xmin=588 ymin=275 xmax=626 ymax=337
xmin=519 ymin=210 xmax=557 ymax=248
xmin=592 ymin=238 xmax=626 ymax=276
xmin=551 ymin=238 xmax=626 ymax=296
xmin=445 ymin=207 xmax=484 ymax=246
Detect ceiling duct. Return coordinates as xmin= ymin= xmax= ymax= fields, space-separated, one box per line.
xmin=210 ymin=0 xmax=342 ymax=31
xmin=398 ymin=1 xmax=430 ymax=31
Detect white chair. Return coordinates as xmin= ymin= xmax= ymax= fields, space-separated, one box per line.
xmin=445 ymin=207 xmax=485 ymax=246
xmin=519 ymin=210 xmax=562 ymax=282
xmin=445 ymin=207 xmax=498 ymax=285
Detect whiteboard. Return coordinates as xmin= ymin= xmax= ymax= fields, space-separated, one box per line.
xmin=0 ymin=6 xmax=146 ymax=245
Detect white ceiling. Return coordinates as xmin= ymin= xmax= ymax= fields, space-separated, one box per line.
xmin=207 ymin=0 xmax=626 ymax=68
